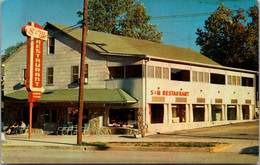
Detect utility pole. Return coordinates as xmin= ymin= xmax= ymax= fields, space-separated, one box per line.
xmin=77 ymin=0 xmax=88 ymax=145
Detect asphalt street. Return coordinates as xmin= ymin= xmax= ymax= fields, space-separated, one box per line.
xmin=2 ymin=149 xmax=258 ymax=164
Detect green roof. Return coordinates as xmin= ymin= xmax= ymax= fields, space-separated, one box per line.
xmin=4 ymin=89 xmax=137 ymax=103
xmin=46 ymin=22 xmax=220 ymax=66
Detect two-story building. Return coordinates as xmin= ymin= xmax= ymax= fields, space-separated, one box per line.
xmin=2 ymin=22 xmax=258 ymax=134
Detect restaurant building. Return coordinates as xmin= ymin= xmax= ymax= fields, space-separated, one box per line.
xmin=2 ymin=22 xmax=258 ymax=134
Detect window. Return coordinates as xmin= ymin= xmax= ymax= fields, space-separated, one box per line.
xmin=204 ymin=73 xmax=209 ymax=83
xmin=242 ymin=77 xmax=253 ymax=87
xmin=72 ymin=66 xmax=79 ymax=83
xmin=48 ymin=37 xmax=55 ymax=54
xmin=172 ymin=104 xmax=186 ymax=123
xmin=210 ymin=73 xmax=225 ymax=85
xmin=84 ymin=64 xmax=88 ymax=84
xmin=232 ymin=76 xmax=236 ymax=85
xmin=109 ymin=109 xmax=136 ymax=126
xmin=163 ymin=68 xmax=169 ymax=79
xmin=192 ymin=71 xmax=209 ymax=83
xmin=192 ymin=71 xmax=197 ymax=82
xmin=171 ymin=68 xmax=190 ymax=81
xmin=148 ymin=66 xmax=154 ymax=78
xmin=155 ymin=67 xmax=161 ymax=78
xmin=52 ymin=109 xmax=57 ymax=123
xmin=126 ymin=65 xmax=142 ymax=78
xmin=23 ymin=69 xmax=26 ymax=81
xmin=211 ymin=105 xmax=222 ymax=121
xmin=198 ymin=72 xmax=203 ymax=82
xmin=237 ymin=76 xmax=241 ymax=85
xmin=47 ymin=67 xmax=54 ymax=85
xmin=109 ymin=65 xmax=142 ymax=79
xmin=109 ymin=66 xmax=124 ymax=79
xmin=228 ymin=75 xmax=241 ymax=86
xmin=228 ymin=75 xmax=232 ymax=85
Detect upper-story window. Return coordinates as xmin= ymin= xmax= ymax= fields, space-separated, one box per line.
xmin=171 ymin=68 xmax=190 ymax=81
xmin=155 ymin=67 xmax=161 ymax=79
xmin=210 ymin=73 xmax=225 ymax=85
xmin=71 ymin=66 xmax=79 ymax=83
xmin=163 ymin=68 xmax=169 ymax=79
xmin=227 ymin=75 xmax=241 ymax=85
xmin=109 ymin=66 xmax=124 ymax=79
xmin=48 ymin=37 xmax=55 ymax=54
xmin=242 ymin=77 xmax=253 ymax=87
xmin=47 ymin=67 xmax=54 ymax=85
xmin=148 ymin=66 xmax=154 ymax=78
xmin=109 ymin=65 xmax=142 ymax=79
xmin=192 ymin=71 xmax=209 ymax=83
xmin=126 ymin=65 xmax=142 ymax=78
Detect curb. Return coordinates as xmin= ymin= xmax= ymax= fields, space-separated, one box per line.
xmin=209 ymin=143 xmax=234 ymax=153
xmin=1 ymin=143 xmax=233 ymax=153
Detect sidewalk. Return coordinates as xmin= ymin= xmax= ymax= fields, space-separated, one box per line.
xmin=1 ymin=133 xmax=233 ymax=153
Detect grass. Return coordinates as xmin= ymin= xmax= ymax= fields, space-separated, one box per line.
xmin=77 ymin=142 xmax=107 ymax=147
xmin=78 ymin=142 xmax=216 ymax=148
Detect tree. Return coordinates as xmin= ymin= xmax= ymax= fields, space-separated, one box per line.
xmin=77 ymin=0 xmax=162 ymax=42
xmin=2 ymin=42 xmax=24 ymax=62
xmin=196 ymin=4 xmax=258 ymax=71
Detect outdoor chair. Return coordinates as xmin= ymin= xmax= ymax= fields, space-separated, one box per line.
xmin=66 ymin=124 xmax=73 ymax=135
xmin=72 ymin=125 xmax=78 ymax=135
xmin=56 ymin=124 xmax=68 ymax=135
xmin=82 ymin=123 xmax=89 ymax=135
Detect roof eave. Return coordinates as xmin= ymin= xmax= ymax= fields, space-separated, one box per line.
xmin=145 ymin=55 xmax=258 ymax=74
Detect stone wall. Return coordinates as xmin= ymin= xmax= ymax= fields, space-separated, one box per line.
xmin=88 ymin=107 xmax=141 ymax=135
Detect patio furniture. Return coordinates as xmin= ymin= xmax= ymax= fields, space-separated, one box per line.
xmin=56 ymin=124 xmax=68 ymax=135
xmin=82 ymin=123 xmax=89 ymax=135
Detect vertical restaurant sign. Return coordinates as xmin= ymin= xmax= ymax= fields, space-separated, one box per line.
xmin=21 ymin=22 xmax=48 ymax=102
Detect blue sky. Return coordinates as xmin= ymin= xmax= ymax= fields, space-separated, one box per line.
xmin=1 ymin=0 xmax=258 ymax=55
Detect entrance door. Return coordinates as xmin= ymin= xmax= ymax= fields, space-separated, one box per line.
xmin=242 ymin=105 xmax=249 ymax=120
xmin=151 ymin=104 xmax=164 ymax=124
xmin=193 ymin=105 xmax=205 ymax=122
xmin=227 ymin=105 xmax=237 ymax=120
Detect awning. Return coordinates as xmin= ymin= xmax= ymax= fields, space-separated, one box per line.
xmin=3 ymin=89 xmax=138 ymax=103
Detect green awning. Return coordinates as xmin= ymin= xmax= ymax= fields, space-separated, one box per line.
xmin=4 ymin=89 xmax=137 ymax=103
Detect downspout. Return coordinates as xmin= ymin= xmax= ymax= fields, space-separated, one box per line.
xmin=144 ymin=58 xmax=150 ymax=128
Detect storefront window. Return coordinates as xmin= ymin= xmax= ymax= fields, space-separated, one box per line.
xmin=172 ymin=104 xmax=186 ymax=123
xmin=171 ymin=68 xmax=190 ymax=81
xmin=109 ymin=109 xmax=136 ymax=127
xmin=211 ymin=105 xmax=222 ymax=121
xmin=193 ymin=105 xmax=205 ymax=122
xmin=68 ymin=108 xmax=78 ymax=125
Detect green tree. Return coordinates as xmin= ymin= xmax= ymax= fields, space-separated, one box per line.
xmin=2 ymin=42 xmax=23 ymax=62
xmin=196 ymin=4 xmax=258 ymax=71
xmin=77 ymin=0 xmax=162 ymax=42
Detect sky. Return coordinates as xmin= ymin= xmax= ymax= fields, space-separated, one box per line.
xmin=0 ymin=0 xmax=258 ymax=55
